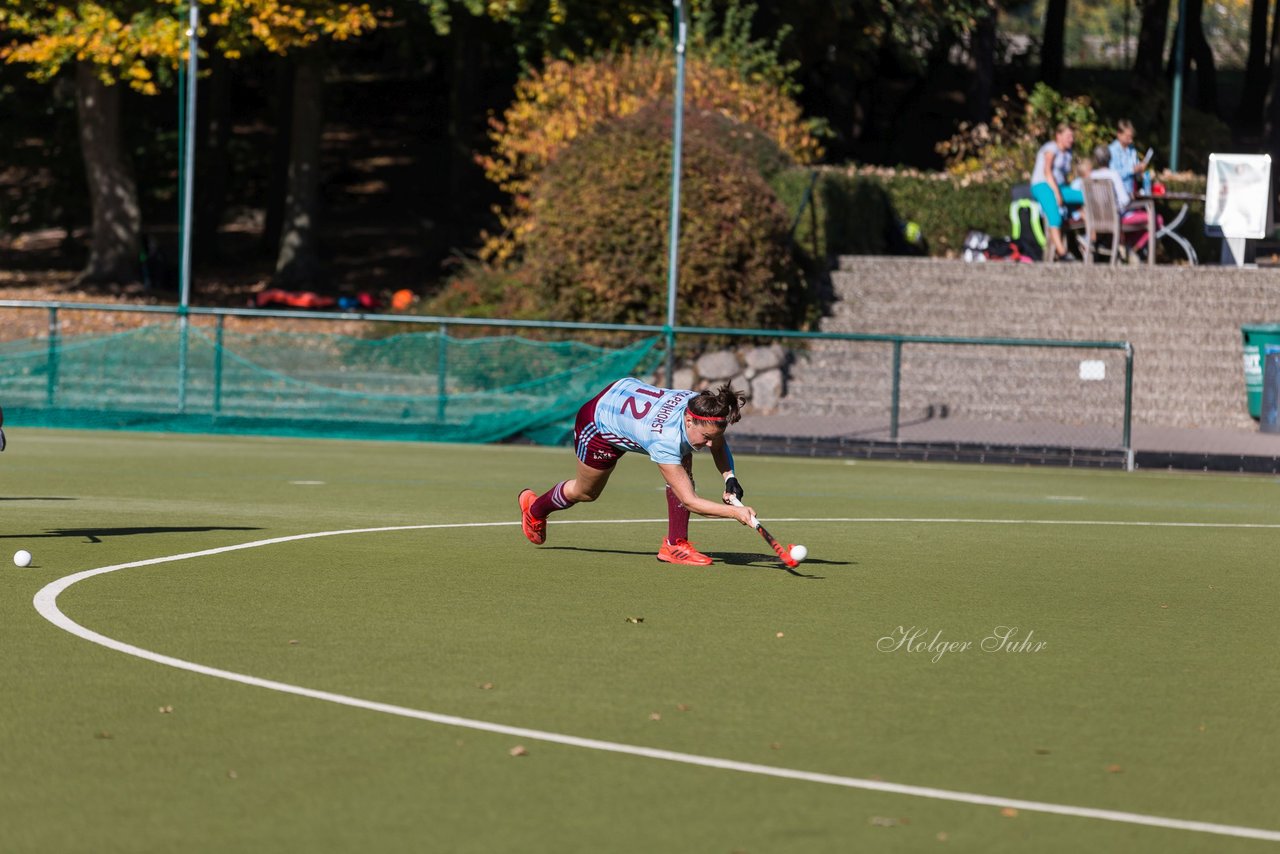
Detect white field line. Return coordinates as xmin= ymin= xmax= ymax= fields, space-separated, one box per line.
xmin=718 ymin=518 xmax=1280 ymax=530
xmin=31 ymin=518 xmax=1280 ymax=844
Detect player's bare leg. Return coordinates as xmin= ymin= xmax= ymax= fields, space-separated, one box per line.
xmin=520 ymin=460 xmax=614 ymax=545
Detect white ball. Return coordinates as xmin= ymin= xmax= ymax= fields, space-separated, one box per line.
xmin=13 ymin=549 xmax=32 ymax=568
xmin=789 ymin=544 xmax=808 ymax=563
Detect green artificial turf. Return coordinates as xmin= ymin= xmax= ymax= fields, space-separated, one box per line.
xmin=2 ymin=429 xmax=1279 ymax=853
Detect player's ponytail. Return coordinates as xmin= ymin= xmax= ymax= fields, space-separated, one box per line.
xmin=688 ymin=382 xmax=746 ymax=425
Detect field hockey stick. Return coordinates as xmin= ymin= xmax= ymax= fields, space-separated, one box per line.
xmin=727 ymin=495 xmax=798 ymax=568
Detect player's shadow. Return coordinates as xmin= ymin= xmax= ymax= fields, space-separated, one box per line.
xmin=543 ymin=546 xmax=835 ymax=578
xmin=542 ymin=546 xmax=658 ymax=559
xmin=713 ymin=551 xmax=832 ymax=579
xmin=1 ymin=526 xmax=262 ymax=543
xmin=0 ymin=497 xmax=77 ymax=501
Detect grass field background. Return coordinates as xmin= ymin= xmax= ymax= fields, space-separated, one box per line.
xmin=2 ymin=429 xmax=1279 ymax=853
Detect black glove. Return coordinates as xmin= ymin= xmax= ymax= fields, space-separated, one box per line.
xmin=724 ymin=476 xmax=743 ymax=501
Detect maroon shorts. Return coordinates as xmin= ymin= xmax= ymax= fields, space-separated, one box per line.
xmin=574 ymin=382 xmax=625 ymax=470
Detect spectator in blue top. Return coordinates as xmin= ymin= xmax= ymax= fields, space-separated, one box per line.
xmin=1107 ymin=119 xmax=1150 ymax=196
xmin=1031 ymin=123 xmax=1083 ymax=262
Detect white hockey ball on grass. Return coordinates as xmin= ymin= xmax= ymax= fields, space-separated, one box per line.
xmin=13 ymin=549 xmax=32 ymax=568
xmin=789 ymin=544 xmax=808 ymax=564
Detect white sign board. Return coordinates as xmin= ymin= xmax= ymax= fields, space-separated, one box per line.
xmin=1204 ymin=153 xmax=1272 ymax=239
xmin=1079 ymin=360 xmax=1106 ymax=381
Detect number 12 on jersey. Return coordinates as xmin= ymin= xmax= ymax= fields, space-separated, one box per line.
xmin=621 ymin=384 xmax=664 ymax=419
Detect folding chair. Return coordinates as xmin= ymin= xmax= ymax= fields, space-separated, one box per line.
xmin=1081 ymin=178 xmax=1151 ymax=266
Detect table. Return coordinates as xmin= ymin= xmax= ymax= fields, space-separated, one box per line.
xmin=1132 ymin=191 xmax=1205 ymax=265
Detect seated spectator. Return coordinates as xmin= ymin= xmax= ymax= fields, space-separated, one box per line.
xmin=1068 ymin=157 xmax=1094 ymax=223
xmin=1089 ymin=145 xmax=1163 ymax=254
xmin=1030 ymin=123 xmax=1083 ymax=262
xmin=1107 ymin=119 xmax=1151 ymax=197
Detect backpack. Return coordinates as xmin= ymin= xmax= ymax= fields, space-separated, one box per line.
xmin=1008 ymin=199 xmax=1046 ymax=262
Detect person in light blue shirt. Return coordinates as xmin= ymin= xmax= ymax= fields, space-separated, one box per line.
xmin=1030 ymin=123 xmax=1083 ymax=261
xmin=1107 ymin=119 xmax=1151 ymax=197
xmin=518 ymin=378 xmax=757 ymax=566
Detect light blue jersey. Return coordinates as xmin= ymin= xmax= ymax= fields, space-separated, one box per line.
xmin=593 ymin=378 xmax=695 ymax=464
xmin=1108 ymin=139 xmax=1140 ymax=192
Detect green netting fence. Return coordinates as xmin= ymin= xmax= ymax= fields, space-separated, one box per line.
xmin=0 ymin=323 xmax=662 ymax=444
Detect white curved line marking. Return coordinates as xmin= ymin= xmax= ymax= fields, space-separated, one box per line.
xmin=32 ymin=518 xmax=1280 ymax=843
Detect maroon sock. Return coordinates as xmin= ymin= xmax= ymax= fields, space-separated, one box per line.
xmin=531 ymin=481 xmax=575 ymax=519
xmin=666 ymin=484 xmax=690 ymax=543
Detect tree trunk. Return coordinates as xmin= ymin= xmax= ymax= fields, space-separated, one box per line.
xmin=1235 ymin=0 xmax=1270 ymax=127
xmin=195 ymin=50 xmax=232 ymax=265
xmin=1040 ymin=0 xmax=1068 ymax=88
xmin=447 ymin=10 xmax=478 ymax=244
xmin=261 ymin=54 xmax=293 ymax=259
xmin=1262 ymin=0 xmax=1280 ymax=170
xmin=1184 ymin=0 xmax=1219 ymax=115
xmin=74 ymin=61 xmax=141 ymax=284
xmin=273 ymin=52 xmax=325 ymax=288
xmin=966 ymin=2 xmax=997 ymax=124
xmin=1133 ymin=0 xmax=1170 ymax=87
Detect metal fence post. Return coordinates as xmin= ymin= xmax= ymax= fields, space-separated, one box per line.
xmin=178 ymin=309 xmax=190 ymax=413
xmin=890 ymin=338 xmax=903 ymax=440
xmin=437 ymin=324 xmax=448 ymax=420
xmin=213 ymin=315 xmax=225 ymax=415
xmin=1123 ymin=343 xmax=1135 ymax=470
xmin=45 ymin=305 xmax=59 ymax=406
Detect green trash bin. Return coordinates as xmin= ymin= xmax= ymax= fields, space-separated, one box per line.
xmin=1240 ymin=324 xmax=1280 ymax=418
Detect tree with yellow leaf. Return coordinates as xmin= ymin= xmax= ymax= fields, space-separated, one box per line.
xmin=0 ymin=0 xmax=378 ymax=284
xmin=475 ymin=2 xmax=825 ymax=268
xmin=2 ymin=2 xmax=187 ymax=282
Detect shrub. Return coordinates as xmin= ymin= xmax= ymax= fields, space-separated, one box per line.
xmin=420 ymin=260 xmax=544 ymax=320
xmin=937 ymin=83 xmax=1109 ymax=180
xmin=522 ymin=103 xmax=802 ymax=330
xmin=477 ymin=45 xmax=823 ymax=266
xmin=1051 ymin=73 xmax=1232 ymax=175
xmin=936 ymin=80 xmax=1232 ymax=186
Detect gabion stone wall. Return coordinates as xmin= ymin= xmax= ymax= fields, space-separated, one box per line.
xmin=784 ymin=256 xmax=1275 ymax=431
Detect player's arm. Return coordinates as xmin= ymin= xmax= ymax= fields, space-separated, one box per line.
xmin=709 ymin=435 xmax=742 ymax=503
xmin=657 ymin=462 xmax=754 ymax=525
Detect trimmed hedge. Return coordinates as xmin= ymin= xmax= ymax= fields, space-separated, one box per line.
xmin=772 ymin=169 xmax=908 ymax=262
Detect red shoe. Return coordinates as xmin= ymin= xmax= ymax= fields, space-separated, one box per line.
xmin=657 ymin=538 xmax=712 ymax=566
xmin=518 ymin=489 xmax=546 ymax=545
